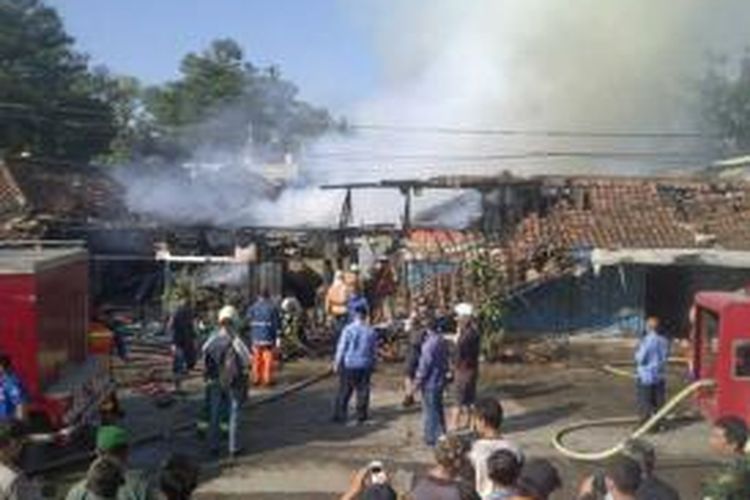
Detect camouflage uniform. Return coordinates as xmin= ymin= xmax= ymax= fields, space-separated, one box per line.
xmin=703 ymin=455 xmax=750 ymax=499
xmin=66 ymin=470 xmax=157 ymax=500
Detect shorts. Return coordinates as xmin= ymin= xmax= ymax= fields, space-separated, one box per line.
xmin=454 ymin=369 xmax=478 ymax=407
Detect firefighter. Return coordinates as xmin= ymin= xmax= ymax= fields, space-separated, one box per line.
xmin=325 ymin=271 xmax=350 ymax=346
xmin=280 ymin=296 xmax=306 ymax=359
xmin=246 ymin=290 xmax=281 ymax=387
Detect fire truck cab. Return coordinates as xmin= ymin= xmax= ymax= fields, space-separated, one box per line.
xmin=692 ymin=291 xmax=750 ymax=425
xmin=0 ymin=242 xmax=116 ymax=443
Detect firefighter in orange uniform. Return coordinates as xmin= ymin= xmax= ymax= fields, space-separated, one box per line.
xmin=245 ymin=290 xmax=281 ymax=387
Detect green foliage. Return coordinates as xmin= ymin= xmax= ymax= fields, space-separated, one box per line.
xmin=0 ymin=0 xmax=335 ymax=165
xmin=142 ymin=38 xmax=334 ymax=161
xmin=467 ymin=254 xmax=506 ymax=359
xmin=0 ymin=0 xmax=118 ymax=161
xmin=702 ymin=52 xmax=750 ymax=152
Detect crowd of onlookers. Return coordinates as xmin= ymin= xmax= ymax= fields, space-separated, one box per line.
xmin=338 ymin=404 xmax=750 ymax=500
xmin=1 ymin=399 xmax=749 ymax=498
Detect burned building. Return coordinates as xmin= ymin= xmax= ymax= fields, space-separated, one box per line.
xmin=399 ymin=174 xmax=750 ymax=337
xmin=0 ymin=158 xmax=351 ymax=317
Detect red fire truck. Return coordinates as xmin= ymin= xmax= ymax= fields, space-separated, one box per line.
xmin=0 ymin=242 xmax=116 ymax=443
xmin=691 ymin=291 xmax=750 ymax=424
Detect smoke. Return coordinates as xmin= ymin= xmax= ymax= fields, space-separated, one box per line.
xmin=121 ymin=1 xmax=750 ymax=228
xmin=196 ymin=264 xmax=249 ymax=287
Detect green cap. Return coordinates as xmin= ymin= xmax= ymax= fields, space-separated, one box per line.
xmin=96 ymin=425 xmax=129 ymax=451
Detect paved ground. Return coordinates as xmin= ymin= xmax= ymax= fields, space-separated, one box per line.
xmin=43 ymin=339 xmax=726 ymax=499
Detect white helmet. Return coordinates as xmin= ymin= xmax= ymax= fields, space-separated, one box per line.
xmin=218 ymin=305 xmax=238 ymax=324
xmin=454 ymin=302 xmax=474 ymax=318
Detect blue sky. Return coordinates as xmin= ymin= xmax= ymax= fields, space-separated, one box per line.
xmin=53 ymin=0 xmax=379 ymax=113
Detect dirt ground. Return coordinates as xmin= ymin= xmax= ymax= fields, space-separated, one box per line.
xmin=40 ymin=337 xmax=725 ymax=499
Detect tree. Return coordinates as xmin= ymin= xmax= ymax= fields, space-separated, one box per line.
xmin=0 ymin=0 xmax=118 ymax=161
xmin=143 ymin=38 xmax=334 ymax=162
xmin=702 ymin=51 xmax=750 ymax=153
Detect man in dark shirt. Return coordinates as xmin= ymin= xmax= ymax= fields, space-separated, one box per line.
xmin=403 ymin=301 xmax=429 ymax=407
xmin=452 ymin=303 xmax=481 ymax=431
xmin=408 ymin=310 xmax=450 ymax=447
xmin=167 ymin=298 xmax=196 ymax=393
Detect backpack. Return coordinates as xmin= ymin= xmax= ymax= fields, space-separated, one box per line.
xmin=218 ymin=342 xmax=240 ymax=390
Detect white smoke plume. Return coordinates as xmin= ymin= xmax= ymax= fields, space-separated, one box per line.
xmin=122 ymin=0 xmax=750 ymax=228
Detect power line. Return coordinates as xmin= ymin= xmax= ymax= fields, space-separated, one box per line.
xmin=348 ymin=123 xmax=717 ymax=139
xmin=307 ymin=150 xmax=713 ymax=162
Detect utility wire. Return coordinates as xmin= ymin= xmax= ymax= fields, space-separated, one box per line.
xmin=347 ymin=123 xmax=717 ymax=139
xmin=0 ymin=102 xmax=717 ymax=139
xmin=307 ymin=151 xmax=713 ymax=161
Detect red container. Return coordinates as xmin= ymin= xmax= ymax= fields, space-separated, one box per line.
xmin=0 ymin=246 xmax=88 ymax=400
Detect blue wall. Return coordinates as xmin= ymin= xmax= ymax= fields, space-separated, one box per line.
xmin=504 ymin=266 xmax=646 ymax=335
xmin=406 ymin=261 xmax=459 ymax=290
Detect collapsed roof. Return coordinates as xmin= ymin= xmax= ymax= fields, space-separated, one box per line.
xmin=405 ymin=174 xmax=750 ymax=301
xmin=0 ymin=158 xmax=132 ymax=239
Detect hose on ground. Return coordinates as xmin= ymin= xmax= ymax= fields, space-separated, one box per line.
xmin=552 ymin=378 xmax=715 ymax=462
xmin=600 ymin=357 xmax=691 ymax=380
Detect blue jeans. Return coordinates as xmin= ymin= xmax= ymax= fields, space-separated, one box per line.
xmin=333 ymin=368 xmax=372 ymax=423
xmin=207 ymin=382 xmax=241 ymax=454
xmin=637 ymin=380 xmax=665 ymax=423
xmin=421 ymin=386 xmax=445 ymax=446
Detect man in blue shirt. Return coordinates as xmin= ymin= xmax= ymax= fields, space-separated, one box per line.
xmin=635 ymin=316 xmax=670 ymax=426
xmin=246 ymin=290 xmax=281 ymax=387
xmin=0 ymin=355 xmax=24 ymax=423
xmin=408 ymin=311 xmax=450 ymax=446
xmin=346 ymin=283 xmax=369 ymax=325
xmin=332 ymin=304 xmax=378 ymax=424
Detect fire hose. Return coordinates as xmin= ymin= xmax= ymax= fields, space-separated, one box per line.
xmin=600 ymin=357 xmax=692 ymax=380
xmin=552 ymin=357 xmax=715 ymax=462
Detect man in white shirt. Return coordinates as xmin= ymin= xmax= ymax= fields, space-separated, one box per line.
xmin=468 ymin=398 xmax=523 ymax=499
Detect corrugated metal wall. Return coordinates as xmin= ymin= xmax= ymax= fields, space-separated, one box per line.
xmin=505 ymin=266 xmax=645 ymax=335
